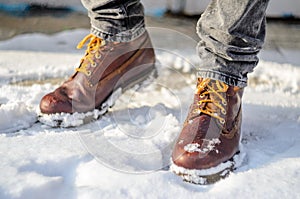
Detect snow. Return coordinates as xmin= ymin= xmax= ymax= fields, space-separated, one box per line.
xmin=0 ymin=102 xmax=36 ymax=133
xmin=170 ymin=145 xmax=247 ymax=184
xmin=183 ymin=139 xmax=221 ymax=153
xmin=0 ymin=29 xmax=300 ymax=198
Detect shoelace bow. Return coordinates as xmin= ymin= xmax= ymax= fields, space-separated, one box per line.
xmin=76 ymin=34 xmax=104 ymax=76
xmin=193 ymin=78 xmax=229 ymax=124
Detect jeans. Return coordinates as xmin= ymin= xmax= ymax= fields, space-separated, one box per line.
xmin=81 ymin=0 xmax=270 ymax=87
xmin=81 ymin=0 xmax=146 ymax=42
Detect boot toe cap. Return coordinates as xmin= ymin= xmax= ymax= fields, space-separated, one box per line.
xmin=40 ymin=92 xmax=71 ymax=114
xmin=172 ymin=144 xmax=223 ymax=170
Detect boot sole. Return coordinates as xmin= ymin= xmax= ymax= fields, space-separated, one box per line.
xmin=170 ymin=147 xmax=246 ymax=185
xmin=38 ymin=62 xmax=158 ymax=127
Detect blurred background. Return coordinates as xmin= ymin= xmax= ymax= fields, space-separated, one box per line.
xmin=0 ymin=0 xmax=300 ymax=65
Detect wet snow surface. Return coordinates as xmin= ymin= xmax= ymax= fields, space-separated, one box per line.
xmin=0 ymin=30 xmax=300 ymax=199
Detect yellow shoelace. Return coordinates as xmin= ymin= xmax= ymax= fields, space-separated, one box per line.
xmin=193 ymin=78 xmax=229 ymax=124
xmin=76 ymin=34 xmax=104 ymax=76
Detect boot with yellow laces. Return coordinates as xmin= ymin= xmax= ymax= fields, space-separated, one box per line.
xmin=39 ymin=31 xmax=155 ymax=127
xmin=171 ymin=77 xmax=245 ymax=185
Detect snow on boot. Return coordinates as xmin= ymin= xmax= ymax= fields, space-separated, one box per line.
xmin=171 ymin=78 xmax=245 ymax=185
xmin=39 ymin=31 xmax=156 ymax=127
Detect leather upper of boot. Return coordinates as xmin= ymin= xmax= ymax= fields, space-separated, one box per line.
xmin=172 ymin=78 xmax=244 ymax=170
xmin=40 ymin=31 xmax=155 ymax=114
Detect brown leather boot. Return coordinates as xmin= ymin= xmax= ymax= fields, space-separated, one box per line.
xmin=39 ymin=31 xmax=156 ymax=127
xmin=171 ymin=78 xmax=244 ymax=185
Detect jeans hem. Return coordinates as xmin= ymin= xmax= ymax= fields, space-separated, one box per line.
xmin=197 ymin=70 xmax=247 ymax=88
xmin=91 ymin=23 xmax=146 ymax=42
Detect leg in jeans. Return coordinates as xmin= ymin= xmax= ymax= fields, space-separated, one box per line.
xmin=171 ymin=0 xmax=270 ymax=185
xmin=197 ymin=0 xmax=270 ymax=87
xmin=81 ymin=0 xmax=146 ymax=42
xmin=39 ymin=0 xmax=155 ymax=127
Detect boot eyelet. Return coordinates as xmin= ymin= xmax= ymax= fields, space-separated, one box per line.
xmin=91 ymin=62 xmax=97 ymax=67
xmin=219 ymin=119 xmax=225 ymax=124
xmin=95 ymin=53 xmax=101 ymax=59
xmin=193 ymin=109 xmax=200 ymax=114
xmin=221 ymin=109 xmax=226 ymax=115
xmin=200 ymin=94 xmax=205 ymax=98
xmin=222 ymin=101 xmax=227 ymax=105
xmin=86 ymin=71 xmax=92 ymax=76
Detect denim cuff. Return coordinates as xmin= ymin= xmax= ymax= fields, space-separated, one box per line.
xmin=197 ymin=70 xmax=248 ymax=88
xmin=91 ymin=23 xmax=146 ymax=42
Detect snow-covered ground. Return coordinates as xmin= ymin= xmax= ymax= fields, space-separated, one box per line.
xmin=0 ymin=29 xmax=299 ymax=199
